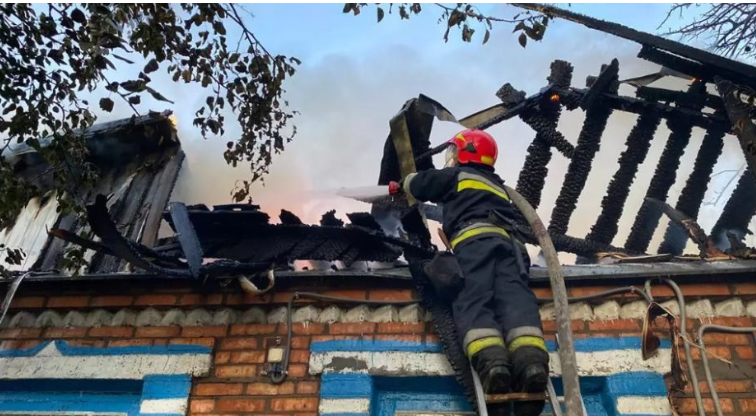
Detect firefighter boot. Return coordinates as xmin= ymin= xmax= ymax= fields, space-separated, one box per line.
xmin=510 ymin=338 xmax=550 ymax=416
xmin=469 ymin=338 xmax=512 ymax=395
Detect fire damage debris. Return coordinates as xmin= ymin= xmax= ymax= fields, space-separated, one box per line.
xmin=2 ymin=6 xmax=756 ymax=411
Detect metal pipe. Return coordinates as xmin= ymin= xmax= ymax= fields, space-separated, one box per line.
xmin=0 ymin=273 xmax=29 ymax=327
xmin=698 ymin=324 xmax=756 ymax=416
xmin=655 ymin=278 xmax=705 ymax=416
xmin=270 ymin=292 xmax=418 ymax=384
xmin=504 ymin=184 xmax=585 ymax=416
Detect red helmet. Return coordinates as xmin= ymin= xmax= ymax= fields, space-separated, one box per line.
xmin=447 ymin=129 xmax=498 ymax=166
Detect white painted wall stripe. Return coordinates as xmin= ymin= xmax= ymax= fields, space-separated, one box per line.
xmin=0 ymin=343 xmax=211 ymax=379
xmin=319 ymin=398 xmax=371 ymax=414
xmin=617 ymin=396 xmax=672 ymax=415
xmin=309 ymin=349 xmax=671 ymax=377
xmin=140 ymin=398 xmax=188 ymax=414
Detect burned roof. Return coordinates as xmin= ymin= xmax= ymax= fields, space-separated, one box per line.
xmin=3 ymin=9 xmax=756 ymax=284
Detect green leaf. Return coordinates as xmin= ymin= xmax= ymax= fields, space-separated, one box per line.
xmin=518 ymin=33 xmax=527 ymax=48
xmin=377 ymin=7 xmax=384 ymax=23
xmin=483 ymin=29 xmax=490 ymax=44
xmin=213 ymin=21 xmax=226 ymax=35
xmin=342 ymin=3 xmax=353 ymax=13
xmin=70 ymin=8 xmax=87 ymax=24
xmin=112 ymin=54 xmax=134 ymax=64
xmin=146 ymin=87 xmax=174 ymax=104
xmin=99 ymin=97 xmax=114 ymax=112
xmin=144 ymin=59 xmax=159 ymax=73
xmin=128 ymin=95 xmax=140 ymax=105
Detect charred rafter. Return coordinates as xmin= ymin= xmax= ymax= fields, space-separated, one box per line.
xmin=586 ymin=112 xmax=661 ymax=246
xmin=549 ymin=60 xmax=619 ymax=235
xmin=515 ymin=60 xmax=574 ymax=208
xmin=659 ymin=126 xmax=727 ymax=255
xmin=711 ymin=168 xmax=756 ymax=249
xmin=625 ymin=81 xmax=707 ymax=253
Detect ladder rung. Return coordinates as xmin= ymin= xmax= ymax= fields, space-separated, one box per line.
xmin=485 ymin=392 xmax=549 ymax=403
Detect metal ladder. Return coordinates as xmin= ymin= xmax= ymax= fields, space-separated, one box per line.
xmin=470 ymin=336 xmax=587 ymax=416
xmin=471 ymin=366 xmax=563 ymax=416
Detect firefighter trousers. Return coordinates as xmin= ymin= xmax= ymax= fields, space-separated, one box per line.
xmin=452 ymin=235 xmax=544 ymax=353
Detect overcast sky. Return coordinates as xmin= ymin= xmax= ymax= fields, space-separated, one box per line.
xmin=94 ymin=4 xmax=750 ymax=259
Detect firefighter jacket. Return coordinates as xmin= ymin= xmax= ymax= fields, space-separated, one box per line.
xmin=400 ymin=164 xmax=519 ymax=249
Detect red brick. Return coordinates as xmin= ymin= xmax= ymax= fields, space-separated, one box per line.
xmin=569 ymin=286 xmax=617 ymax=298
xmin=735 ymin=346 xmax=754 ymax=360
xmin=677 ymin=398 xmax=734 ymax=413
xmin=375 ymin=334 xmax=423 ymax=343
xmin=426 ymin=334 xmax=440 ymax=343
xmin=43 ymin=327 xmax=87 ymax=338
xmin=182 ymin=326 xmax=228 ymax=338
xmin=270 ymin=398 xmax=319 ymax=412
xmin=215 ymin=352 xmax=231 ymax=364
xmin=377 ymin=323 xmax=425 ymax=334
xmin=272 ymin=291 xmax=316 ymax=304
xmin=135 ymin=326 xmax=180 ymax=338
xmin=588 ymin=319 xmax=640 ymax=332
xmin=0 ymin=340 xmax=37 ymax=350
xmin=109 ymin=339 xmax=153 ymax=347
xmin=732 ymin=283 xmax=756 ymax=295
xmin=368 ymin=289 xmax=414 ymax=301
xmin=676 ymin=284 xmax=730 ymax=297
xmin=295 ymin=413 xmax=318 ymax=416
xmin=195 ymin=383 xmax=244 ymax=396
xmin=178 ymin=294 xmax=223 ymax=306
xmin=67 ymin=339 xmax=105 ymax=347
xmin=220 ymin=338 xmax=259 ymax=350
xmin=329 ymin=322 xmax=376 ymax=335
xmin=90 ymin=296 xmax=133 ymax=307
xmin=88 ymin=326 xmax=134 ymax=338
xmin=697 ymin=380 xmax=753 ymax=393
xmin=230 ymin=351 xmax=266 ymax=364
xmin=287 ymin=364 xmax=308 ymax=378
xmin=170 ymin=338 xmax=215 ymax=348
xmin=134 ymin=294 xmax=178 ymax=306
xmin=153 ymin=339 xmax=168 ymax=346
xmin=10 ymin=296 xmax=45 ymax=309
xmin=543 ymin=320 xmax=585 ymax=333
xmin=291 ymin=336 xmax=310 ymax=349
xmin=215 ymin=399 xmax=265 ymax=413
xmin=708 ymin=317 xmax=754 ymax=327
xmin=224 ymin=293 xmax=272 ymax=305
xmin=279 ymin=323 xmax=325 ymax=335
xmin=230 ymin=324 xmax=277 ymax=336
xmin=532 ymin=287 xmax=552 ymax=299
xmin=706 ymin=346 xmax=732 ymax=360
xmin=47 ymin=296 xmax=89 ymax=308
xmin=289 ymin=350 xmax=310 ymax=364
xmin=0 ymin=328 xmax=43 ymax=339
xmin=740 ymin=399 xmax=756 ymax=412
xmin=190 ymin=399 xmax=215 ymax=414
xmin=703 ymin=333 xmax=751 ymax=345
xmin=246 ymin=381 xmax=295 ymax=395
xmin=297 ymin=381 xmax=319 ymax=394
xmin=320 ymin=289 xmax=367 ymax=301
xmin=214 ymin=365 xmax=258 ymax=378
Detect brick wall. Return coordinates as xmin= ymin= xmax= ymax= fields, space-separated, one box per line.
xmin=2 ymin=281 xmax=755 ymax=416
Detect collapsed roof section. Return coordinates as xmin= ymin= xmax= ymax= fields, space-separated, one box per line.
xmin=0 ymin=111 xmax=184 ymax=273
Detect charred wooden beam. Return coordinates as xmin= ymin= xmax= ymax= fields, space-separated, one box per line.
xmin=625 ymin=81 xmax=707 ymax=253
xmin=636 ymin=46 xmax=712 ymax=83
xmin=715 ymin=77 xmax=756 ymax=179
xmin=515 ymin=4 xmax=756 ymax=88
xmin=549 ymin=61 xmax=619 ymax=235
xmin=586 ymin=112 xmax=661 ymax=246
xmin=558 ymin=87 xmax=728 ymax=130
xmin=515 ymin=60 xmax=574 ymax=208
xmin=635 ymin=86 xmax=724 ymax=112
xmin=710 ymin=168 xmax=756 ymax=249
xmin=659 ymin=126 xmax=726 ymax=255
xmin=648 ymin=198 xmax=725 ymax=258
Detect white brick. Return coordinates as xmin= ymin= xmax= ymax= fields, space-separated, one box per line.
xmin=619 ymin=301 xmax=648 ymax=320
xmin=714 ymin=298 xmax=746 ymax=317
xmin=593 ymin=301 xmax=620 ymax=320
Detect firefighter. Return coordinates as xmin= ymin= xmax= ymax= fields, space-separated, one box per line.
xmin=389 ymin=129 xmax=549 ymax=416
